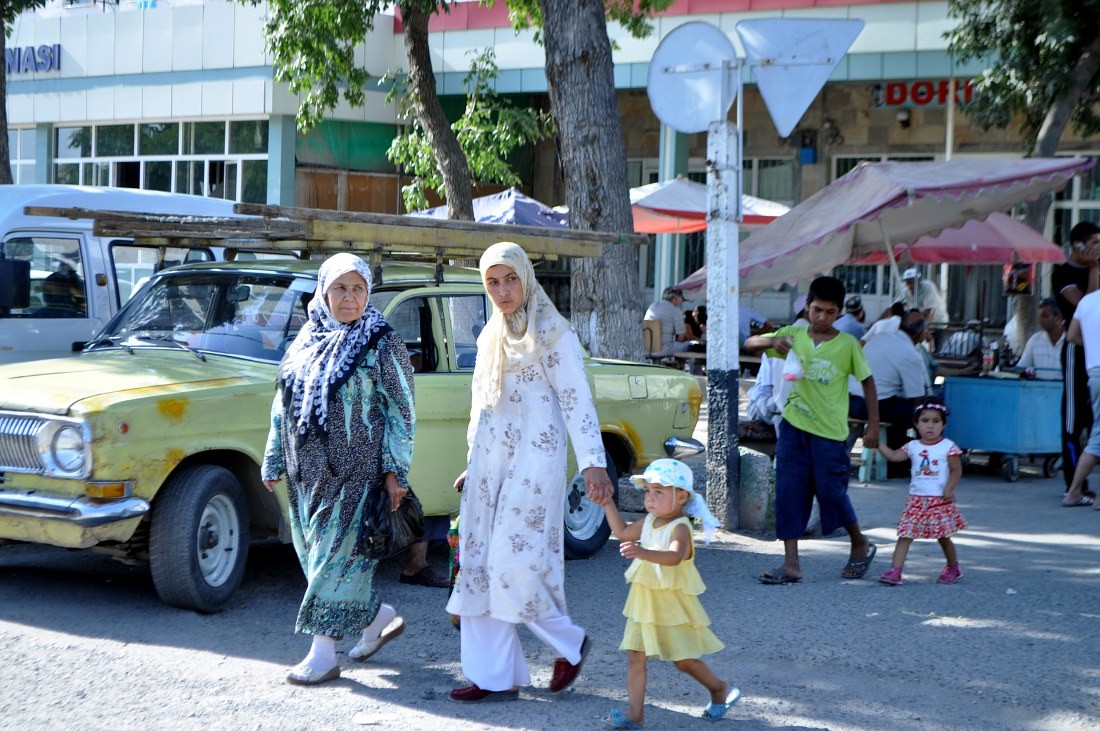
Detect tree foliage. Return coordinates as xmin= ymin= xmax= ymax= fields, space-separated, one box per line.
xmin=505 ymin=0 xmax=672 ymax=43
xmin=946 ymin=0 xmax=1100 ymax=151
xmin=386 ymin=49 xmax=555 ymax=212
xmin=947 ymin=0 xmax=1100 ymax=345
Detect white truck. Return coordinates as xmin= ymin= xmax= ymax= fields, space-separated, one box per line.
xmin=0 ymin=186 xmax=244 ymax=364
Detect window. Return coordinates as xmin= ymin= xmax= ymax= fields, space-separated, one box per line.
xmin=1052 ymin=155 xmax=1100 ymax=247
xmin=444 ymin=295 xmax=488 ymax=370
xmin=0 ymin=235 xmax=86 ymax=318
xmin=52 ymin=120 xmax=268 ymax=203
xmin=96 ymin=125 xmax=135 ymax=157
xmin=110 ymin=242 xmax=215 ymax=306
xmin=8 ymin=127 xmax=36 ymax=183
xmin=385 ymin=297 xmax=439 ymax=373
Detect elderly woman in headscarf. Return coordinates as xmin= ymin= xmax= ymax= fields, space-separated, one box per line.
xmin=261 ymin=253 xmax=415 ymax=686
xmin=446 ymin=242 xmax=615 ymax=702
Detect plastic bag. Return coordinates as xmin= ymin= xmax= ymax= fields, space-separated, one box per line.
xmin=782 ymin=347 xmax=804 ymax=381
xmin=359 ymin=486 xmax=425 ymax=561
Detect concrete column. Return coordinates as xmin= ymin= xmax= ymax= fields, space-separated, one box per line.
xmin=35 ymin=123 xmax=53 ymax=183
xmin=267 ymin=115 xmax=297 ymax=205
xmin=653 ymin=124 xmax=688 ymax=296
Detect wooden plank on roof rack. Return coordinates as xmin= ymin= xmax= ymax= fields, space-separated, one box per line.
xmin=235 ymin=202 xmax=647 ymax=257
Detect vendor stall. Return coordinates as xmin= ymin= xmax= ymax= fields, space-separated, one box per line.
xmin=943 ymin=374 xmax=1061 ymax=481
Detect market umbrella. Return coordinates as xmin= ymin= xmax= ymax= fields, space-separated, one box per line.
xmin=406 ymin=188 xmax=568 ymax=229
xmin=630 ymin=176 xmax=789 ymax=234
xmin=850 ymin=212 xmax=1066 ymax=265
xmin=737 ymin=157 xmax=1094 ymax=291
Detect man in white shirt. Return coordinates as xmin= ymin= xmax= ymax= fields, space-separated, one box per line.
xmin=1016 ymin=298 xmax=1065 ymax=380
xmin=902 ymin=267 xmax=949 ymax=326
xmin=835 ymin=295 xmax=867 ymax=339
xmin=849 ymin=315 xmax=930 ymax=476
xmin=644 ymin=287 xmax=690 ymax=354
xmin=1063 ymin=287 xmax=1100 ymax=506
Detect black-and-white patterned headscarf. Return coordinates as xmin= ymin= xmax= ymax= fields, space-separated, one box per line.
xmin=279 ymin=253 xmax=388 ymax=434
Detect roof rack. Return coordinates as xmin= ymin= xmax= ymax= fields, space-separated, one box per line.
xmin=26 ymin=203 xmax=646 ymax=263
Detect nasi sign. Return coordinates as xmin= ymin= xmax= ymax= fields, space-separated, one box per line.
xmin=874 ymin=79 xmax=974 ymax=108
xmin=5 ymin=45 xmax=62 ymax=74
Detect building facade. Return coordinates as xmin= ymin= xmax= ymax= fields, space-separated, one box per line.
xmin=7 ymin=0 xmax=1099 ymax=322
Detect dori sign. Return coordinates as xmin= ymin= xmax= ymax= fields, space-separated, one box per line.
xmin=873 ymin=79 xmax=974 ymax=108
xmin=5 ymin=45 xmax=62 ymax=74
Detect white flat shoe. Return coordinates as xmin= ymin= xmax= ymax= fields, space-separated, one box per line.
xmin=349 ymin=616 xmax=406 ymax=662
xmin=286 ymin=663 xmax=340 ymax=686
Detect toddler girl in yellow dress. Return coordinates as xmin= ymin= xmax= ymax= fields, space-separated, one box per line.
xmin=599 ymin=458 xmax=739 ymax=728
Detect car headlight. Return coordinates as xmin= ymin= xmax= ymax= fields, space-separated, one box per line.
xmin=53 ymin=425 xmax=86 ymax=473
xmin=33 ymin=418 xmax=92 ymax=478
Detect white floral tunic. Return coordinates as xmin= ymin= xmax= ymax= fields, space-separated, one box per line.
xmin=446 ymin=329 xmax=606 ymax=623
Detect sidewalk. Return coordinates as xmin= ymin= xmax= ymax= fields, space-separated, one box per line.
xmin=674 ymin=378 xmax=1100 ymax=730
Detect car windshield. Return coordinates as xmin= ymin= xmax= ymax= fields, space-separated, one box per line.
xmin=100 ymin=271 xmax=314 ymax=363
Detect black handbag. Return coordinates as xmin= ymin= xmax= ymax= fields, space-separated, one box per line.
xmin=360 ymin=485 xmax=425 ymax=561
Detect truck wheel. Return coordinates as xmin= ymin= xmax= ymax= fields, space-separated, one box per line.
xmin=1002 ymin=456 xmax=1020 ymax=482
xmin=149 ymin=465 xmax=249 ymax=613
xmin=563 ymin=454 xmax=619 ymax=560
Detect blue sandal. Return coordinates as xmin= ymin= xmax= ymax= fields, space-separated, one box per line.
xmin=702 ymin=685 xmax=741 ymax=721
xmin=605 ymin=709 xmax=642 ymax=729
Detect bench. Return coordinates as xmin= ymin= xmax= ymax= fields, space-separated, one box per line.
xmin=848 ymin=418 xmax=891 ymax=482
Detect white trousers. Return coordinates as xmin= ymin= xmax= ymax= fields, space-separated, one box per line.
xmin=460 ymin=613 xmax=586 ymax=691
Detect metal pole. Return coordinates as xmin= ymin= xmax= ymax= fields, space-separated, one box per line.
xmin=704 ymin=113 xmax=740 ymax=530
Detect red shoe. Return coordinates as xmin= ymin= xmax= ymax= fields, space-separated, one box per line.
xmin=548 ymin=635 xmax=590 ymax=693
xmin=448 ymin=683 xmax=519 ymax=702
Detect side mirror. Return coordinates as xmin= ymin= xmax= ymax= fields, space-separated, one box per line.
xmin=0 ymin=259 xmax=31 ymax=309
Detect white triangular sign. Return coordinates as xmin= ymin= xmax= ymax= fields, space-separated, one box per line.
xmin=736 ymin=19 xmax=864 ymax=138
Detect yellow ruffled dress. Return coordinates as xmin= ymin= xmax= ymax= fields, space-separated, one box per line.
xmin=620 ymin=514 xmax=724 ymax=661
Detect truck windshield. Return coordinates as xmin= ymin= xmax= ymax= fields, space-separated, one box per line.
xmin=100 ymin=271 xmax=312 ymax=362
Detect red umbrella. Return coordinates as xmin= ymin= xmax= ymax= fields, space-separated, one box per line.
xmin=630 ymin=176 xmax=788 ymax=234
xmin=852 ymin=212 xmax=1066 ymax=264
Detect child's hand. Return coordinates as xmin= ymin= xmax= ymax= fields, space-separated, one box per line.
xmin=620 ymin=541 xmax=644 ymax=560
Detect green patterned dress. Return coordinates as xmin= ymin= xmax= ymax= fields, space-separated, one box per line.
xmin=262 ymin=330 xmax=415 ymax=638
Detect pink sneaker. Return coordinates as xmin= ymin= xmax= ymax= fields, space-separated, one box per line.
xmin=879 ymin=566 xmax=903 ymax=586
xmin=937 ymin=564 xmax=963 ymax=584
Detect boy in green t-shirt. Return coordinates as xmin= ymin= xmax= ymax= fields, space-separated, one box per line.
xmin=743 ymin=276 xmax=880 ymax=584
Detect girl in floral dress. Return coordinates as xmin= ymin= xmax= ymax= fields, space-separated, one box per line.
xmin=876 ymin=400 xmax=968 ymax=586
xmin=600 ymin=459 xmax=739 ymax=728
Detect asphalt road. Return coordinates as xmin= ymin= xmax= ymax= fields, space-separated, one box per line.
xmin=1 ymin=453 xmax=1098 ymax=731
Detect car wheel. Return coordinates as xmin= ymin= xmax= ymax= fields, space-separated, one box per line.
xmin=149 ymin=465 xmax=250 ymax=613
xmin=563 ymin=453 xmax=619 ymax=560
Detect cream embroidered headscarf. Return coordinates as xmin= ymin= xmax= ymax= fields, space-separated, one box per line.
xmin=472 ymin=242 xmax=572 ymax=407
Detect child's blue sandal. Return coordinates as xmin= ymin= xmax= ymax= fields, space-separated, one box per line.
xmin=702 ymin=685 xmax=741 ymax=721
xmin=605 ymin=709 xmax=642 ymax=729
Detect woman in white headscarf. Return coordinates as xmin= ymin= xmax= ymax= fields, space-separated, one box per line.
xmin=446 ymin=242 xmax=615 ymax=702
xmin=261 ymin=253 xmax=416 ymax=685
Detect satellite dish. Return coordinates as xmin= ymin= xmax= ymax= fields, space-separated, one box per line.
xmin=647 ymin=22 xmax=738 ymax=135
xmin=736 ymin=19 xmax=864 ymax=138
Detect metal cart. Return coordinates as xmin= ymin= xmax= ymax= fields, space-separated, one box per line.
xmin=943 ymin=374 xmax=1062 ymax=482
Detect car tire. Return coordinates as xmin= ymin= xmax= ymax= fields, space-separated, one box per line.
xmin=149 ymin=465 xmax=250 ymax=613
xmin=563 ymin=453 xmax=619 ymax=560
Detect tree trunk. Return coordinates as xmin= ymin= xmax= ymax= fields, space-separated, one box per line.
xmin=0 ymin=11 xmax=13 ymax=187
xmin=538 ymin=0 xmax=642 ymax=360
xmin=401 ymin=3 xmax=474 ymax=221
xmin=1015 ymin=33 xmax=1100 ymax=347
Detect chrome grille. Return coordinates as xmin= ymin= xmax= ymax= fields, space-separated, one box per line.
xmin=0 ymin=412 xmax=46 ymax=473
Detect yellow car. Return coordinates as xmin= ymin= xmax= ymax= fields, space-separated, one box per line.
xmin=0 ymin=259 xmax=703 ymax=611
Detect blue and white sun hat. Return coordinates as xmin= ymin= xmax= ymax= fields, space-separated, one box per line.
xmin=630 ymin=458 xmax=722 ymax=543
